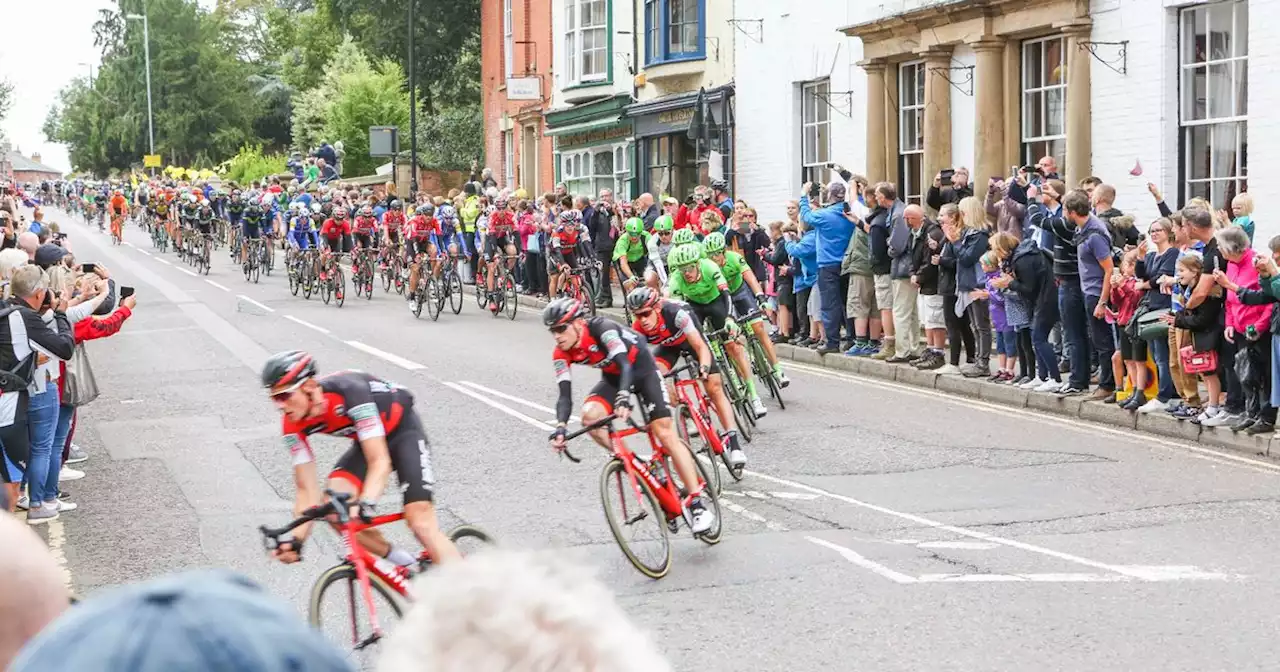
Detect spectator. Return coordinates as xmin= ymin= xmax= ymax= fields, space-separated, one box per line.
xmin=1183 ymin=204 xmax=1243 ymax=426
xmin=885 ymin=196 xmax=920 ymax=363
xmin=949 ymin=197 xmax=993 ymax=378
xmin=934 ymin=205 xmax=976 ymax=375
xmin=866 ymin=185 xmax=896 ymax=360
xmin=17 ymin=232 xmax=38 ymax=261
xmin=1212 ymin=225 xmax=1275 ymax=434
xmin=1036 ymin=155 xmax=1061 ymax=180
xmin=1030 ymin=179 xmax=1089 ymax=394
xmin=1231 ymin=192 xmax=1256 ymax=243
xmin=1092 ymin=184 xmax=1138 ymax=253
xmin=981 ymin=251 xmax=1017 ymax=382
xmin=1167 ymin=251 xmax=1225 ymax=424
xmin=1079 ymin=176 xmax=1102 ymax=200
xmin=0 ymin=513 xmax=68 ymax=669
xmin=728 ymin=206 xmax=770 ymax=282
xmin=1108 ymin=249 xmax=1146 ymax=407
xmin=926 ymin=167 xmax=972 ymax=213
xmin=770 ymin=220 xmax=796 ymax=342
xmin=1064 ymin=189 xmax=1118 ymax=401
xmin=1136 ymin=218 xmax=1183 ymax=414
xmin=800 ymin=180 xmax=856 ymax=355
xmin=910 ymin=207 xmax=947 ymax=370
xmin=984 ymin=177 xmax=1027 ymax=240
xmin=589 ymin=190 xmax=617 ymax=307
xmin=785 ymin=219 xmax=821 ymax=346
xmin=636 ymin=193 xmax=659 ymax=228
xmin=712 ymin=178 xmax=734 ymax=221
xmin=378 ymin=550 xmax=671 ymax=672
xmin=1250 ymin=240 xmax=1280 ymax=432
xmin=10 ymin=570 xmax=352 ymax=671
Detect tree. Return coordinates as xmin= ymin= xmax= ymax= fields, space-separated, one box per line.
xmin=322 ymin=57 xmax=411 ymax=176
xmin=0 ymin=76 xmax=12 ymax=144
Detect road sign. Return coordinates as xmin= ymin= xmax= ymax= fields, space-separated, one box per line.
xmin=369 ymin=126 xmax=399 ymax=157
xmin=143 ymin=154 xmax=162 ymax=168
xmin=506 ymin=77 xmax=541 ymax=101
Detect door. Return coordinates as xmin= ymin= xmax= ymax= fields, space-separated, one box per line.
xmin=521 ymin=125 xmax=539 ymax=195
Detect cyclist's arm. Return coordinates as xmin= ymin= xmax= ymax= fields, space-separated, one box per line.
xmin=741 ymin=266 xmax=765 ymax=298
xmin=678 ymin=310 xmax=713 ymax=370
xmin=291 ymin=459 xmax=322 ymax=542
xmin=599 ymin=328 xmax=635 ymax=402
xmin=554 ymin=357 xmax=573 ymax=426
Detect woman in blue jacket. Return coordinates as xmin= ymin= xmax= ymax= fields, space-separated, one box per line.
xmin=942 ymin=198 xmax=992 ymax=377
xmin=785 ymin=223 xmax=821 ymax=347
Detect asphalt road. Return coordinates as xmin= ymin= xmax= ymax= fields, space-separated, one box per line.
xmin=32 ymin=205 xmax=1280 ymax=671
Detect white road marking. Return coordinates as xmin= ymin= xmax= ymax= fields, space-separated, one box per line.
xmin=458 ymin=381 xmax=580 ymax=421
xmin=284 ymin=315 xmax=331 ymax=334
xmin=123 ymin=241 xmax=134 ymax=247
xmin=806 ymin=536 xmax=918 ymax=584
xmin=917 ymin=540 xmax=1001 ymax=551
xmin=179 ymin=268 xmax=198 ymax=277
xmin=236 ymin=295 xmax=275 ymax=312
xmin=770 ymin=491 xmax=821 ymax=501
xmin=47 ymin=517 xmax=72 ymax=591
xmin=156 ymin=258 xmax=171 ymax=266
xmin=786 ymin=361 xmax=1280 ymax=475
xmin=138 ymin=249 xmax=151 ymax=256
xmin=345 ymin=341 xmax=423 ymax=370
xmin=205 ymin=279 xmax=229 ymax=291
xmin=722 ymin=499 xmax=788 ymax=532
xmin=442 ymin=381 xmax=554 ymax=431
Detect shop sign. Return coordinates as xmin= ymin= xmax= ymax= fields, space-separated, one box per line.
xmin=556 ymin=124 xmax=633 ymax=150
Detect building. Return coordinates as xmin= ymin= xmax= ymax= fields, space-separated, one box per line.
xmin=735 ymin=0 xmax=1263 ymax=240
xmin=480 ymin=0 xmax=556 ymax=194
xmin=627 ymin=0 xmax=737 ymax=199
xmin=7 ymin=150 xmax=62 ymax=185
xmin=545 ymin=0 xmax=638 ymax=199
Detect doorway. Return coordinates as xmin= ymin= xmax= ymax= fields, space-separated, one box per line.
xmin=521 ymin=124 xmax=539 ymax=194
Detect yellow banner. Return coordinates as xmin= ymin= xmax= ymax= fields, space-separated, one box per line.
xmin=143 ymin=154 xmax=162 ymax=168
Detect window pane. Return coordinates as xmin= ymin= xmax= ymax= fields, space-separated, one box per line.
xmin=1208 ymin=2 xmax=1233 ymax=60
xmin=915 ymin=65 xmax=925 ymax=103
xmin=594 ymin=150 xmax=613 ymax=177
xmin=815 ymin=87 xmax=830 ymax=124
xmin=1183 ymin=65 xmax=1206 ymax=122
xmin=566 ymin=37 xmax=577 ymax=81
xmin=1208 ymin=62 xmax=1232 ymax=119
xmin=1024 ymin=42 xmax=1043 ymax=89
xmin=1023 ymin=91 xmax=1044 ymax=138
xmin=802 ymin=86 xmax=815 ymax=123
xmin=1186 ymin=180 xmax=1211 ymax=204
xmin=1187 ymin=7 xmax=1207 ymax=63
xmin=1187 ymin=125 xmax=1210 ymax=180
xmin=1234 ymin=59 xmax=1248 ymax=116
xmin=1044 ymin=39 xmax=1065 ymax=86
xmin=803 ymin=126 xmax=816 ymax=165
xmin=816 ymin=122 xmax=830 ymax=164
xmin=1212 ymin=122 xmax=1239 ymax=179
xmin=565 ymin=0 xmax=574 ymax=30
xmin=1235 ymin=2 xmax=1249 ymax=57
xmin=1046 ymin=88 xmax=1065 ymax=136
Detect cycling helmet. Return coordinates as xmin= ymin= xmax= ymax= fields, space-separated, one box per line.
xmin=437 ymin=205 xmax=457 ymax=223
xmin=668 ymin=243 xmax=703 ymax=269
xmin=359 ymin=205 xmax=374 ymax=218
xmin=289 ymin=201 xmax=301 ymax=213
xmin=334 ymin=206 xmax=348 ymax=219
xmin=710 ymin=178 xmax=729 ymax=192
xmin=542 ymin=297 xmax=586 ymax=328
xmin=624 ymin=217 xmax=644 ymax=236
xmin=419 ymin=203 xmax=436 ymax=217
xmin=494 ymin=195 xmax=509 ymax=209
xmin=653 ymin=215 xmax=674 ymax=233
xmin=390 ymin=199 xmax=403 ymax=210
xmin=558 ymin=210 xmax=580 ymax=225
xmin=261 ymin=350 xmax=316 ymax=389
xmin=626 ymin=286 xmax=661 ymax=314
xmin=702 ymin=231 xmax=726 ymax=254
xmin=672 ymin=228 xmax=697 ymax=245
xmin=187 ymin=193 xmax=197 ymax=204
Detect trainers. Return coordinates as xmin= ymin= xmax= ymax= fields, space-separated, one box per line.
xmin=1246 ymin=421 xmax=1275 ymax=436
xmin=689 ymin=502 xmax=715 ymax=535
xmin=65 ymin=444 xmax=88 ymax=464
xmin=936 ymin=364 xmax=962 ymax=375
xmin=53 ymin=499 xmax=77 ymax=513
xmin=816 ymin=345 xmax=842 ymax=356
xmin=916 ymin=352 xmax=945 ymax=371
xmin=26 ymin=502 xmax=58 ymax=525
xmin=15 ymin=493 xmax=29 ymax=510
xmin=1034 ymin=379 xmax=1062 ymax=392
xmin=751 ymin=396 xmax=768 ymax=418
xmin=1088 ymin=388 xmax=1112 ymax=402
xmin=960 ymin=363 xmax=990 ymax=378
xmin=59 ymin=466 xmax=85 ymax=482
xmin=1056 ymin=385 xmax=1085 ymax=396
xmin=1020 ymin=377 xmax=1044 ymax=390
xmin=1202 ymin=409 xmax=1235 ymax=427
xmin=1230 ymin=416 xmax=1257 ymax=433
xmin=1012 ymin=376 xmax=1032 ymax=387
xmin=726 ymin=447 xmax=747 ymax=468
xmin=1170 ymin=405 xmax=1200 ymax=420
xmin=408 ymin=300 xmax=419 ymax=314
xmin=777 ymin=371 xmax=790 ymax=389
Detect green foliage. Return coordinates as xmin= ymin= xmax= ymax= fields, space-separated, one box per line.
xmin=222 ymin=144 xmax=287 ymax=183
xmin=412 ymin=106 xmax=482 ymax=171
xmin=322 ymin=58 xmax=411 ymax=176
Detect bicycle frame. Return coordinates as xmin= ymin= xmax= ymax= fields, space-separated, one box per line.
xmin=671 ymin=372 xmax=726 ymax=457
xmin=566 ymin=416 xmax=700 ymax=526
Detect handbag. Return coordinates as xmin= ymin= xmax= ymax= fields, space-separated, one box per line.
xmin=1136 ymin=308 xmax=1171 ymax=341
xmin=63 ymin=343 xmax=100 ymax=407
xmin=1179 ymin=345 xmax=1218 ymax=375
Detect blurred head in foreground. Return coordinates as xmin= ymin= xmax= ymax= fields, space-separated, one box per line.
xmin=0 ymin=514 xmax=69 ymax=669
xmin=378 ymin=550 xmax=671 ymax=672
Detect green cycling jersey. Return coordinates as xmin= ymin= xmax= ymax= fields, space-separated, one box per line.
xmin=613 ymin=231 xmax=651 ymax=263
xmin=669 ymin=259 xmax=728 ymax=305
xmin=715 ymin=250 xmax=748 ymax=293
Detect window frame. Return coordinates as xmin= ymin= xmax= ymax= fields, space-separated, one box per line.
xmin=643 ymin=0 xmax=705 ymax=66
xmin=503 ymin=0 xmax=514 ymax=79
xmin=559 ymin=144 xmax=628 ymax=197
xmin=898 ymin=61 xmax=925 ymax=206
xmin=503 ymin=130 xmax=515 ymax=188
xmin=1178 ymin=0 xmax=1248 ymax=206
xmin=1019 ymin=35 xmax=1068 ymax=170
xmin=564 ymin=0 xmax=610 ymax=87
xmin=800 ymin=79 xmax=832 ymax=186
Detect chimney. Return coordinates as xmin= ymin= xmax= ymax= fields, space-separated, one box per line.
xmin=31 ymin=153 xmax=40 ymax=164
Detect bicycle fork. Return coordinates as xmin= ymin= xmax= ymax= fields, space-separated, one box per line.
xmin=338 ymin=527 xmax=385 ymax=649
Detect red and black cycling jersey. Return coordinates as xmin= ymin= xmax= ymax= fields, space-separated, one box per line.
xmin=280 ymin=371 xmax=414 ymax=466
xmin=487 ymin=210 xmax=515 ymax=239
xmin=382 ymin=211 xmax=406 ymax=233
xmin=320 ymin=217 xmax=351 ymax=239
xmin=552 ymin=317 xmax=645 ymax=380
xmin=551 ymin=222 xmax=582 ymax=248
xmin=631 ymin=300 xmax=700 ymax=349
xmin=408 ymin=215 xmax=440 ymax=240
xmin=353 ymin=215 xmax=378 ymax=234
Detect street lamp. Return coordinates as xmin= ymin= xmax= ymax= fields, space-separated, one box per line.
xmin=125 ymin=13 xmax=155 ymax=174
xmin=407 ymin=0 xmax=418 ymax=196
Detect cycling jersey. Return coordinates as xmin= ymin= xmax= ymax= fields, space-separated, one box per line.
xmin=353 ymin=215 xmax=378 ymax=234
xmin=551 ymin=223 xmax=582 ymax=249
xmin=613 ymin=232 xmax=651 ymax=264
xmin=632 ymin=299 xmax=718 ymax=372
xmin=382 ymin=211 xmax=406 ymax=234
xmin=109 ymin=195 xmax=128 ymax=216
xmin=487 ymin=211 xmax=515 ymax=239
xmin=716 ymin=250 xmax=749 ymax=293
xmin=280 ymin=371 xmax=435 ymax=504
xmin=320 ymin=218 xmax=351 ymax=239
xmin=552 ymin=316 xmax=670 ymax=423
xmin=670 ymin=259 xmax=729 ymax=305
xmin=407 ymin=215 xmax=439 ymax=240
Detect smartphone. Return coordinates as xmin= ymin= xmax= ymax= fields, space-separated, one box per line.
xmin=119 ymin=286 xmax=135 ymax=299
xmin=81 ymin=263 xmax=96 ymax=273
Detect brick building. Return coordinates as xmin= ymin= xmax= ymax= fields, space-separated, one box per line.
xmin=735 ymin=0 xmax=1262 ymax=240
xmin=480 ymin=0 xmax=556 ymax=195
xmin=7 ymin=150 xmax=62 ymax=184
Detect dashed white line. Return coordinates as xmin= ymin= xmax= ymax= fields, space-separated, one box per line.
xmin=805 ymin=536 xmax=918 ymax=584
xmin=345 ymin=340 xmax=422 ymax=370
xmin=236 ymin=295 xmax=275 ymax=313
xmin=458 ymin=381 xmax=580 ymax=422
xmin=179 ymin=268 xmax=198 ymax=277
xmin=205 ymin=279 xmax=229 ymax=291
xmin=441 ymin=381 xmax=552 ymax=431
xmin=138 ymin=249 xmax=151 ymax=256
xmin=284 ymin=315 xmax=331 ymax=334
xmin=123 ymin=241 xmax=135 ymax=248
xmin=156 ymin=258 xmax=171 ymax=266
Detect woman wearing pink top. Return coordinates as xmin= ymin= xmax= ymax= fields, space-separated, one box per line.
xmin=1213 ymin=225 xmax=1275 ymax=433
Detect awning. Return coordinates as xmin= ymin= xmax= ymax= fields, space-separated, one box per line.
xmin=545 ymin=116 xmax=623 ymax=137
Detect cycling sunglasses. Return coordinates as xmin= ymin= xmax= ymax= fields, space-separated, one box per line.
xmin=548 ymin=324 xmax=571 ymax=334
xmin=269 ymin=380 xmax=305 ymax=402
xmin=633 ymin=309 xmax=654 ymax=319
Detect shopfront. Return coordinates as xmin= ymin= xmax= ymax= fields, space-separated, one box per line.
xmin=546 ymin=94 xmax=636 ymax=199
xmin=628 ymin=85 xmax=734 ymax=200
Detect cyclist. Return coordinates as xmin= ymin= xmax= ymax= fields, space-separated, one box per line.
xmin=482 ymin=197 xmax=517 ymax=313
xmin=702 ymin=232 xmax=790 ymax=391
xmin=665 ymin=242 xmax=770 ymax=417
xmin=318 ymin=206 xmax=352 ymax=283
xmin=547 ymin=209 xmax=588 ymax=299
xmin=261 ymin=351 xmax=460 ymax=568
xmin=612 ymin=217 xmax=650 ymax=295
xmin=543 ymin=298 xmax=715 ymax=534
xmin=194 ymin=201 xmax=216 ymax=256
xmin=645 ymin=215 xmax=677 ymax=290
xmin=240 ymin=199 xmax=266 ymax=267
xmin=108 ymin=189 xmax=128 ymax=239
xmin=404 ymin=204 xmax=440 ymax=314
xmin=380 ymin=199 xmax=407 ymax=271
xmin=626 ymin=286 xmax=746 ymax=468
xmin=227 ymin=190 xmax=246 ymax=245
xmin=352 ymin=204 xmax=379 ymax=276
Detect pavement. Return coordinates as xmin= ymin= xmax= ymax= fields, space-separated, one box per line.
xmin=26 ymin=205 xmax=1280 ymax=671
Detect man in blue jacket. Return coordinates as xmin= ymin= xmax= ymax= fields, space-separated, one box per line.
xmin=800 ymin=181 xmax=856 ymax=354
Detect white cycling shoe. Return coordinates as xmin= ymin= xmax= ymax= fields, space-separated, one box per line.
xmin=690 ymin=505 xmax=716 ymax=535
xmin=751 ymin=396 xmax=768 ymax=418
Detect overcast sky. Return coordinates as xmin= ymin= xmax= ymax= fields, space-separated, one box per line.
xmin=0 ymin=0 xmax=215 ymax=173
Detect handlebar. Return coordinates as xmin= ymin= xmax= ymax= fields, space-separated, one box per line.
xmin=257 ymin=489 xmax=353 ymax=552
xmin=555 ymin=411 xmax=649 ymax=464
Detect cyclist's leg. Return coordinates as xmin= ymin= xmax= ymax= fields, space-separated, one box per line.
xmin=385 ymin=413 xmax=459 ymax=564
xmin=483 ymin=236 xmax=498 ymax=293
xmin=582 ymin=380 xmax=619 ymax=451
xmin=653 ymin=348 xmax=680 ymax=408
xmin=632 ymin=354 xmax=702 ymax=498
xmin=407 ymin=240 xmax=422 ymax=298
xmin=328 ymin=444 xmax=392 ymax=556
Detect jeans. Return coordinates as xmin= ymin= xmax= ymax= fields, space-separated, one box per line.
xmin=943 ymin=293 xmax=975 ymax=366
xmin=1084 ymin=294 xmax=1116 ymax=391
xmin=1058 ymin=281 xmax=1090 ymax=389
xmin=1148 ymin=335 xmax=1178 ymax=403
xmin=1219 ymin=334 xmax=1245 ymax=415
xmin=25 ymin=387 xmax=61 ymax=505
xmin=52 ymin=404 xmax=75 ymax=469
xmin=818 ymin=265 xmax=845 ymax=348
xmin=1243 ymin=334 xmax=1276 ymax=422
xmin=1032 ymin=299 xmax=1060 ymax=382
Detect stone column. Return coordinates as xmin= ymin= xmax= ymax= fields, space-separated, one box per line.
xmin=862 ymin=60 xmax=888 ymax=183
xmin=970 ymin=38 xmax=1006 ymax=192
xmin=921 ymin=48 xmax=953 ymax=197
xmin=1062 ymin=22 xmax=1093 ymax=186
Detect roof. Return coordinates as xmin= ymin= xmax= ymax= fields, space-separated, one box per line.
xmin=7 ymin=152 xmax=61 ymax=176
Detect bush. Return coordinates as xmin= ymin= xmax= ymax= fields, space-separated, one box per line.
xmin=413 ymin=104 xmax=482 ymax=171
xmin=222 ymin=144 xmax=287 ymax=184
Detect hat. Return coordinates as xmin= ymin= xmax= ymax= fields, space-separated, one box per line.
xmin=33 ymin=243 xmax=69 ymax=269
xmin=9 ymin=570 xmax=354 ymax=672
xmin=661 ymin=196 xmax=679 ymax=206
xmin=826 ymin=181 xmax=848 ymax=202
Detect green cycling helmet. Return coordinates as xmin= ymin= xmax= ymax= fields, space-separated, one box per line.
xmin=702 ymin=231 xmax=726 ymax=254
xmin=672 ymin=228 xmax=697 ymax=246
xmin=668 ymin=243 xmax=703 ymax=269
xmin=624 ymin=217 xmax=644 ymax=235
xmin=653 ymin=215 xmax=674 ymax=232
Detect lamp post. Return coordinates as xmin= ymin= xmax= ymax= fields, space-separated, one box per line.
xmin=125 ymin=12 xmax=155 ymax=175
xmin=408 ymin=0 xmax=418 ymax=197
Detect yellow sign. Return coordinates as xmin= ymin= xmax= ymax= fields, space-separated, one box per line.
xmin=143 ymin=154 xmax=162 ymax=168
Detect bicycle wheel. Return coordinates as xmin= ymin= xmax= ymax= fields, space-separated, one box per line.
xmin=411 ymin=282 xmax=426 ymax=319
xmin=675 ymin=404 xmax=721 ymax=497
xmin=715 ymin=346 xmax=753 ymax=443
xmin=381 ymin=261 xmax=392 ymax=292
xmin=474 ymin=268 xmax=487 ymax=308
xmin=201 ymin=241 xmax=212 ymax=275
xmin=308 ymin=564 xmax=404 ymax=670
xmin=669 ymin=454 xmax=722 ymax=545
xmin=501 ymin=274 xmax=518 ymax=321
xmin=599 ymin=458 xmax=671 ymax=579
xmin=289 ymin=261 xmax=301 ymax=296
xmin=750 ymin=336 xmax=784 ymax=410
xmin=334 ymin=267 xmax=346 ymax=307
xmin=575 ymin=281 xmax=596 ymax=317
xmin=448 ymin=524 xmax=494 ymax=557
xmin=426 ymin=277 xmax=441 ymax=321
xmin=250 ymin=252 xmax=261 ymax=284
xmin=448 ymin=271 xmax=464 ymax=314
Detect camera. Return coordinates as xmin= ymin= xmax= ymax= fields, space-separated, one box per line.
xmin=939 ymin=168 xmax=956 ymax=183
xmin=807 ymin=182 xmax=821 ymax=199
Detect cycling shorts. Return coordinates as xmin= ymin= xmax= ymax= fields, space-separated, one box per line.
xmin=730 ymin=283 xmax=763 ymax=323
xmin=553 ymin=250 xmax=578 ymax=272
xmin=196 ymin=221 xmax=214 ymax=236
xmin=653 ymin=345 xmax=719 ymax=374
xmin=353 ymin=232 xmax=379 ymax=250
xmin=406 ymin=237 xmax=435 ymax=260
xmin=483 ymin=234 xmax=514 ymax=260
xmin=584 ymin=347 xmax=672 ymax=421
xmin=386 ymin=228 xmax=402 ymax=245
xmin=242 ymin=220 xmax=262 ymax=239
xmin=687 ymin=295 xmax=732 ymax=333
xmin=322 ymin=233 xmax=352 ymax=254
xmin=329 ymin=411 xmax=435 ymax=504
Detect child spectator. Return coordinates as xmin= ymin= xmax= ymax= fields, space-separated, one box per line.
xmin=1166 ymin=252 xmax=1224 ymax=423
xmin=1108 ymin=249 xmax=1147 ymax=409
xmin=981 ymin=252 xmax=1017 ymax=382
